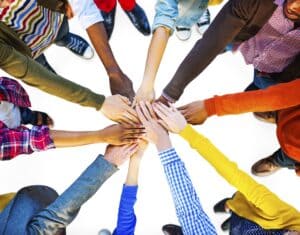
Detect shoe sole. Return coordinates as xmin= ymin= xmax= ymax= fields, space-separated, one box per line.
xmin=251 ymin=167 xmax=281 ymax=177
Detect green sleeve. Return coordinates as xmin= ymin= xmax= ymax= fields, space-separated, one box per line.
xmin=0 ymin=40 xmax=105 ymax=110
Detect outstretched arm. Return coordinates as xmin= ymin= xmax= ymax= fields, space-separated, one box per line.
xmin=134 ymin=27 xmax=171 ymax=104
xmin=154 ymin=103 xmax=297 ymax=217
xmin=161 ymin=0 xmax=276 ymax=102
xmin=178 ymin=78 xmax=300 ymax=125
xmin=50 ymin=124 xmax=145 ymax=147
xmin=136 ymin=102 xmax=217 ymax=235
xmin=26 ymin=144 xmax=138 ymax=234
xmin=113 ymin=141 xmax=147 ymax=235
xmin=69 ymin=0 xmax=135 ymax=100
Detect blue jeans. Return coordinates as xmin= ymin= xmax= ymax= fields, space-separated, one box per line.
xmin=249 ymin=70 xmax=300 ymax=169
xmin=230 ymin=212 xmax=286 ymax=235
xmin=0 ymin=155 xmax=117 ymax=235
xmin=153 ymin=0 xmax=209 ymax=34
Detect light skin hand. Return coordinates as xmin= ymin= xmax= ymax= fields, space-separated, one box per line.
xmin=178 ymin=100 xmax=208 ymax=125
xmin=136 ymin=101 xmax=171 ymax=152
xmin=101 ymin=95 xmax=139 ymax=125
xmin=132 ymin=85 xmax=155 ymax=107
xmin=153 ymin=102 xmax=187 ymax=134
xmin=125 ymin=139 xmax=148 ymax=186
xmin=104 ymin=144 xmax=139 ymax=167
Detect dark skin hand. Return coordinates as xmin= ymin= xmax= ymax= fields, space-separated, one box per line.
xmin=109 ymin=71 xmax=135 ymax=102
xmin=86 ymin=22 xmax=135 ymax=101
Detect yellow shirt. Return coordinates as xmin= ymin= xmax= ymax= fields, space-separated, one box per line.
xmin=208 ymin=0 xmax=224 ymax=6
xmin=179 ymin=125 xmax=300 ymax=231
xmin=0 ymin=193 xmax=15 ymax=212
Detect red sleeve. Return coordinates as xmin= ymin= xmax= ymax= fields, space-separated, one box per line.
xmin=0 ymin=125 xmax=55 ymax=160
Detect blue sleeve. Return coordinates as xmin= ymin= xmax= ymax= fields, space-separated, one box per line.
xmin=113 ymin=185 xmax=138 ymax=235
xmin=159 ymin=148 xmax=217 ymax=235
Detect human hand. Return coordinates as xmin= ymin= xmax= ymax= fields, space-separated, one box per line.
xmin=178 ymin=100 xmax=208 ymax=125
xmin=101 ymin=124 xmax=145 ymax=145
xmin=153 ymin=102 xmax=187 ymax=133
xmin=109 ymin=72 xmax=135 ymax=102
xmin=65 ymin=2 xmax=74 ymax=19
xmin=20 ymin=108 xmax=54 ymax=128
xmin=155 ymin=95 xmax=171 ymax=106
xmin=101 ymin=95 xmax=139 ymax=125
xmin=136 ymin=101 xmax=171 ymax=151
xmin=104 ymin=144 xmax=139 ymax=167
xmin=132 ymin=84 xmax=155 ymax=107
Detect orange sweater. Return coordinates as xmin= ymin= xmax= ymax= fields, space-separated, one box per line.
xmin=204 ymin=78 xmax=300 ymax=161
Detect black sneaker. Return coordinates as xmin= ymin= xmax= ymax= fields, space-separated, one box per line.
xmin=162 ymin=224 xmax=183 ymax=235
xmin=221 ymin=217 xmax=231 ymax=231
xmin=124 ymin=3 xmax=150 ymax=36
xmin=100 ymin=7 xmax=116 ymax=40
xmin=56 ymin=32 xmax=94 ymax=59
xmin=213 ymin=198 xmax=230 ymax=213
xmin=35 ymin=53 xmax=57 ymax=74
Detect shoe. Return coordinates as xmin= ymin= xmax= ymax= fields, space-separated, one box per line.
xmin=253 ymin=111 xmax=277 ymax=124
xmin=175 ymin=27 xmax=192 ymax=41
xmin=251 ymin=153 xmax=282 ymax=176
xmin=35 ymin=53 xmax=56 ymax=74
xmin=56 ymin=32 xmax=94 ymax=59
xmin=221 ymin=217 xmax=231 ymax=231
xmin=196 ymin=9 xmax=210 ymax=35
xmin=213 ymin=198 xmax=230 ymax=213
xmin=98 ymin=229 xmax=111 ymax=235
xmin=100 ymin=7 xmax=116 ymax=40
xmin=124 ymin=4 xmax=151 ymax=36
xmin=162 ymin=224 xmax=183 ymax=235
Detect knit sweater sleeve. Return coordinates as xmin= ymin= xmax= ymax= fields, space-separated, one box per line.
xmin=179 ymin=125 xmax=293 ymax=216
xmin=204 ymin=78 xmax=300 ymax=116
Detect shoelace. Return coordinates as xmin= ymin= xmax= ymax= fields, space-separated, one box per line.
xmin=66 ymin=36 xmax=87 ymax=55
xmin=198 ymin=9 xmax=210 ymax=25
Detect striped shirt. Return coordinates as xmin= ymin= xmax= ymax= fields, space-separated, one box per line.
xmin=159 ymin=148 xmax=217 ymax=235
xmin=0 ymin=0 xmax=64 ymax=58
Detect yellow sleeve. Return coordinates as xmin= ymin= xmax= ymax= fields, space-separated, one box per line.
xmin=0 ymin=193 xmax=15 ymax=212
xmin=179 ymin=125 xmax=290 ymax=216
xmin=208 ymin=0 xmax=224 ymax=6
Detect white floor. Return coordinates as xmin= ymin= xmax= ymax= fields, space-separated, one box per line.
xmin=0 ymin=1 xmax=299 ymax=234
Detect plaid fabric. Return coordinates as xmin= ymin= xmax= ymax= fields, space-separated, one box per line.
xmin=0 ymin=77 xmax=31 ymax=108
xmin=159 ymin=148 xmax=217 ymax=235
xmin=0 ymin=122 xmax=55 ymax=160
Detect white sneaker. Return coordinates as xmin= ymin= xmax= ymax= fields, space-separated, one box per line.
xmin=175 ymin=27 xmax=192 ymax=41
xmin=196 ymin=9 xmax=211 ymax=35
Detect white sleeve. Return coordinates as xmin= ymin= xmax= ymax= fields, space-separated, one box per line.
xmin=68 ymin=0 xmax=104 ymax=29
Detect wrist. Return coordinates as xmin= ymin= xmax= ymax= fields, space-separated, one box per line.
xmin=107 ymin=68 xmax=122 ymax=79
xmin=156 ymin=135 xmax=172 ymax=152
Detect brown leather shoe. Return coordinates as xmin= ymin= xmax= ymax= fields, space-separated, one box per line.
xmin=251 ymin=155 xmax=282 ymax=176
xmin=253 ymin=111 xmax=277 ymax=124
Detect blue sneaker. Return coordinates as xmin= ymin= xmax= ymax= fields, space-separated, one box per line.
xmin=56 ymin=32 xmax=94 ymax=59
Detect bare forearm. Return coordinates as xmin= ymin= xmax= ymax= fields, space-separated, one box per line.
xmin=50 ymin=130 xmax=105 ymax=147
xmin=142 ymin=27 xmax=170 ymax=87
xmin=86 ymin=22 xmax=121 ymax=76
xmin=125 ymin=146 xmax=145 ymax=185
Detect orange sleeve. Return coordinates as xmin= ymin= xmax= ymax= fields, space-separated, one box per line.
xmin=204 ymin=78 xmax=300 ymax=116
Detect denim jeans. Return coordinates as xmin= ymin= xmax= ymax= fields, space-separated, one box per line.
xmin=229 ymin=212 xmax=286 ymax=235
xmin=0 ymin=155 xmax=117 ymax=235
xmin=153 ymin=0 xmax=209 ymax=33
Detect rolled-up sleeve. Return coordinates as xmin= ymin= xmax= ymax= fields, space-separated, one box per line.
xmin=152 ymin=0 xmax=179 ymax=34
xmin=69 ymin=0 xmax=103 ymax=29
xmin=0 ymin=125 xmax=55 ymax=160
